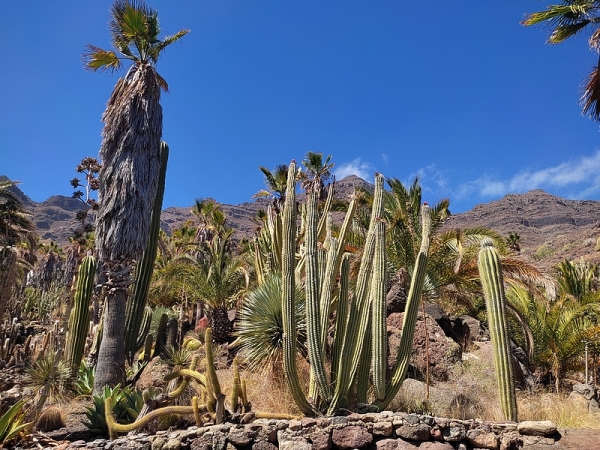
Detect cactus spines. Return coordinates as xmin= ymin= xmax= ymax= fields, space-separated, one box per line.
xmin=281 ymin=161 xmax=315 ymax=416
xmin=375 ymin=204 xmax=432 ymax=410
xmin=328 ymin=172 xmax=384 ymax=414
xmin=478 ymin=238 xmax=518 ymax=422
xmin=153 ymin=313 xmax=168 ymax=359
xmin=305 ymin=187 xmax=331 ymax=402
xmin=371 ymin=217 xmax=387 ymax=399
xmin=36 ymin=406 xmax=65 ymax=432
xmin=65 ymin=255 xmax=96 ymax=375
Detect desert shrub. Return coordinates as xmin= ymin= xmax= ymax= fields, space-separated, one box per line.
xmin=25 ymin=350 xmax=72 ymax=403
xmin=533 ymin=243 xmax=554 ymax=261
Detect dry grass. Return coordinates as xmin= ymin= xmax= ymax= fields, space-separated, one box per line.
xmin=216 ymin=357 xmax=310 ymax=416
xmin=518 ymin=392 xmax=600 ymax=429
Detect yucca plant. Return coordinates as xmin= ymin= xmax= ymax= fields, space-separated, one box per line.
xmin=25 ymin=350 xmax=72 ymax=404
xmin=233 ymin=272 xmax=307 ymax=372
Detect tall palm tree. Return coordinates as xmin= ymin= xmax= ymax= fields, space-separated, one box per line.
xmin=522 ymin=1 xmax=600 ymax=120
xmin=253 ymin=164 xmax=290 ymax=213
xmin=300 ymin=152 xmax=334 ymax=197
xmin=84 ymin=0 xmax=188 ymax=391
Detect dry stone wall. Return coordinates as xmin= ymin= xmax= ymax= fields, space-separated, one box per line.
xmin=50 ymin=412 xmax=560 ymax=450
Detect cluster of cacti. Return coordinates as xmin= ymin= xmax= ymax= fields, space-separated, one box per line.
xmin=0 ymin=318 xmax=57 ymax=367
xmin=124 ymin=142 xmax=169 ymax=364
xmin=477 ymin=238 xmax=518 ymax=421
xmin=64 ymin=255 xmax=96 ymax=375
xmin=105 ymin=327 xmax=297 ymax=440
xmin=280 ymin=161 xmax=433 ymax=416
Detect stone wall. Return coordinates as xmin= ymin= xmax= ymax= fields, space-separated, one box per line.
xmin=57 ymin=412 xmax=559 ymax=450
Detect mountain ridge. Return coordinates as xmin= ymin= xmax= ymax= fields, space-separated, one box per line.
xmin=4 ymin=174 xmax=599 ymax=271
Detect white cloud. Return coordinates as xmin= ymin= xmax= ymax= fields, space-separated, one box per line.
xmin=381 ymin=153 xmax=389 ymax=164
xmin=457 ymin=151 xmax=600 ymax=200
xmin=334 ymin=159 xmax=374 ymax=181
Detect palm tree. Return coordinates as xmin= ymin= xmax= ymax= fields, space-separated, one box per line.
xmin=84 ymin=0 xmax=188 ymax=391
xmin=522 ymin=1 xmax=600 ymax=120
xmin=300 ymin=152 xmax=334 ymax=197
xmin=253 ymin=164 xmax=290 ymax=213
xmin=508 ymin=284 xmax=600 ymax=392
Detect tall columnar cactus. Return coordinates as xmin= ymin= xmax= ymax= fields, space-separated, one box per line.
xmin=371 ymin=218 xmax=387 ymax=400
xmin=65 ymin=255 xmax=96 ymax=375
xmin=125 ymin=141 xmax=169 ymax=364
xmin=280 ymin=162 xmax=433 ymax=416
xmin=478 ymin=238 xmax=518 ymax=422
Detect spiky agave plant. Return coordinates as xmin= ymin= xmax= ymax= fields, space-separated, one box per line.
xmin=233 ymin=273 xmax=307 ymax=372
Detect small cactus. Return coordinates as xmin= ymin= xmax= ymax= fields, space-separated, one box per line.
xmin=35 ymin=406 xmax=65 ymax=432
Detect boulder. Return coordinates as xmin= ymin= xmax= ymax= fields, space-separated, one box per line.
xmin=387 ymin=311 xmax=462 ymax=381
xmin=517 ymin=420 xmax=557 ymax=436
xmin=386 ymin=268 xmax=408 ymax=314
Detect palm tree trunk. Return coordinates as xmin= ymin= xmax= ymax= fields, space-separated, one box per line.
xmin=94 ymin=289 xmax=127 ymax=391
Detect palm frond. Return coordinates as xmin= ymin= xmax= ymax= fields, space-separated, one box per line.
xmin=522 ymin=5 xmax=593 ymax=29
xmin=580 ymin=62 xmax=600 ymax=120
xmin=550 ymin=20 xmax=591 ymax=42
xmin=82 ymin=45 xmax=122 ymax=72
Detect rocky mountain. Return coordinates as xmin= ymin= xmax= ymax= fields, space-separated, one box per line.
xmin=6 ymin=175 xmax=600 ymax=271
xmin=444 ymin=190 xmax=600 ymax=270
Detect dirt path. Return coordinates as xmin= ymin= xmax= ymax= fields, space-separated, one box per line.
xmin=524 ymin=428 xmax=600 ymax=449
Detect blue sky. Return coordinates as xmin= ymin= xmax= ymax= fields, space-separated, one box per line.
xmin=2 ymin=1 xmax=600 ymax=214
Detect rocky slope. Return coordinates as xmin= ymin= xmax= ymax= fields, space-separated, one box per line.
xmin=444 ymin=190 xmax=600 ymax=270
xmin=6 ymin=175 xmax=600 ymax=271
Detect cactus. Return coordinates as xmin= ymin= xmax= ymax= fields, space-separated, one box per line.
xmin=478 ymin=238 xmax=518 ymax=422
xmin=371 ymin=218 xmax=387 ymax=399
xmin=125 ymin=142 xmax=169 ymax=364
xmin=105 ymin=395 xmax=205 ymax=439
xmin=152 ymin=313 xmax=168 ymax=359
xmin=278 ymin=162 xmax=433 ymax=416
xmin=35 ymin=406 xmax=65 ymax=432
xmin=374 ymin=204 xmax=432 ymax=409
xmin=64 ymin=255 xmax=96 ymax=375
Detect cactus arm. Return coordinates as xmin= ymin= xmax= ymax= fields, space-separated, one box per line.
xmin=356 ymin=320 xmax=372 ymax=404
xmin=478 ymin=239 xmax=518 ymax=421
xmin=374 ymin=204 xmax=432 ymax=411
xmin=105 ymin=396 xmax=207 ymax=439
xmin=152 ymin=313 xmax=168 ymax=359
xmin=328 ymin=173 xmax=384 ymax=415
xmin=253 ymin=240 xmax=265 ymax=286
xmin=319 ymin=235 xmax=338 ymax=348
xmin=281 ymin=161 xmax=315 ymax=416
xmin=330 ymin=254 xmax=350 ymax=385
xmin=305 ymin=187 xmax=331 ymax=402
xmin=316 ymin=183 xmax=334 ymax=241
xmin=371 ymin=218 xmax=388 ymax=399
xmin=65 ymin=255 xmax=96 ymax=375
xmin=125 ymin=142 xmax=168 ymax=364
